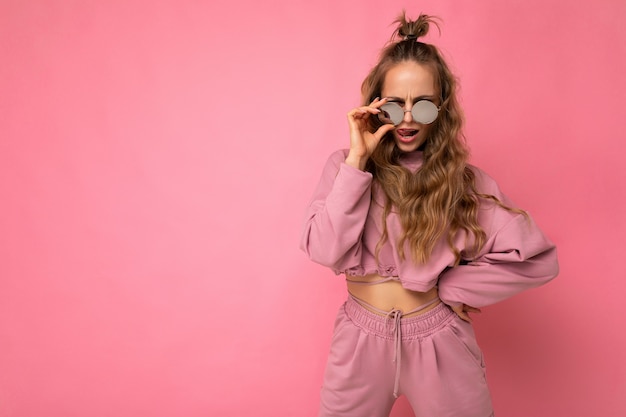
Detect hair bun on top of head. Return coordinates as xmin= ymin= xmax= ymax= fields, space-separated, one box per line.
xmin=393 ymin=12 xmax=440 ymax=42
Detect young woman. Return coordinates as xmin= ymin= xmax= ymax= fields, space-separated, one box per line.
xmin=300 ymin=12 xmax=559 ymax=417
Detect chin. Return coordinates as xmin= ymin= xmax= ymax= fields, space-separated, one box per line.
xmin=394 ymin=140 xmax=423 ymax=153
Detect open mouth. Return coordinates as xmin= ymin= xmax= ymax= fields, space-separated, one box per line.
xmin=395 ymin=129 xmax=419 ymax=142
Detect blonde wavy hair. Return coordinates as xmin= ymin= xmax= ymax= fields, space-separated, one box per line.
xmin=363 ymin=12 xmax=518 ymax=265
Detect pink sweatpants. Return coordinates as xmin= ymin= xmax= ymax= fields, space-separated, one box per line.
xmin=319 ymin=296 xmax=494 ymax=417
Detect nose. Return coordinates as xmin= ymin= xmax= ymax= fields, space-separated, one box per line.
xmin=402 ymin=107 xmax=413 ymax=123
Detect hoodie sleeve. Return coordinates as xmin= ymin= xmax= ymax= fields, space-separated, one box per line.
xmin=438 ymin=204 xmax=559 ymax=308
xmin=300 ymin=150 xmax=373 ymax=271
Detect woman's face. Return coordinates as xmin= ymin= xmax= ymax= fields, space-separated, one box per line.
xmin=381 ymin=61 xmax=438 ymax=153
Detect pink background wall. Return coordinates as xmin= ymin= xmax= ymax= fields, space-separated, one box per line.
xmin=1 ymin=1 xmax=624 ymax=416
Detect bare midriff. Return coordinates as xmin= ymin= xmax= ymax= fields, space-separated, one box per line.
xmin=346 ymin=273 xmax=440 ymax=317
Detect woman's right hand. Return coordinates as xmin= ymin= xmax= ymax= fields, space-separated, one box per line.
xmin=345 ymin=98 xmax=395 ymax=170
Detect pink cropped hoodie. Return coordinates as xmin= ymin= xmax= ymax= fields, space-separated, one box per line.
xmin=300 ymin=149 xmax=559 ymax=308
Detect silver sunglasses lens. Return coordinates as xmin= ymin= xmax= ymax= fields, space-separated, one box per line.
xmin=378 ymin=103 xmax=404 ymax=126
xmin=411 ymin=100 xmax=439 ymax=124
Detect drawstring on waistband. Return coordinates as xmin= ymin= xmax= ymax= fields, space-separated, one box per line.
xmin=387 ymin=309 xmax=403 ymax=398
xmin=349 ymin=294 xmax=441 ymax=398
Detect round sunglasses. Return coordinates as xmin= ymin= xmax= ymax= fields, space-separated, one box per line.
xmin=377 ymin=100 xmax=440 ymax=125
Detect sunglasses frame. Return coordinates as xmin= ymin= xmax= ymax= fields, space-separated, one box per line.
xmin=378 ymin=100 xmax=441 ymax=126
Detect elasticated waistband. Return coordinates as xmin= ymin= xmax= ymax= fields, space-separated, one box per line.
xmin=344 ymin=295 xmax=455 ymax=340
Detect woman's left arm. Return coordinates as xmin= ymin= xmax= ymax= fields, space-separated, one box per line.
xmin=438 ymin=213 xmax=559 ymax=308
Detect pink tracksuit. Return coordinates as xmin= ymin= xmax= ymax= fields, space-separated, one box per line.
xmin=300 ymin=149 xmax=559 ymax=416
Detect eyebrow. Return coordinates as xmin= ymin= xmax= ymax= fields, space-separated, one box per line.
xmin=386 ymin=95 xmax=437 ymax=102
